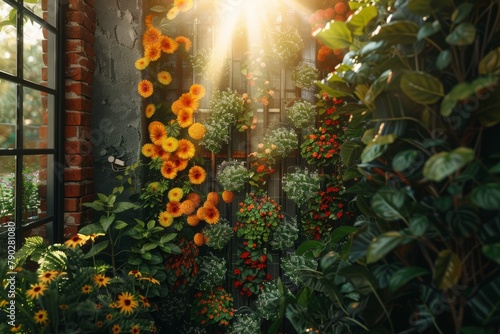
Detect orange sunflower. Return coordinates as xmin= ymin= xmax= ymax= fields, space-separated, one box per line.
xmin=188 ymin=122 xmax=206 ymax=140
xmin=196 ymin=207 xmax=207 ymax=220
xmin=148 ymin=121 xmax=167 ymax=145
xmin=161 ymin=137 xmax=178 ymax=153
xmin=134 ymin=57 xmax=150 ymax=70
xmin=159 ymin=35 xmax=179 ymax=54
xmin=131 ymin=325 xmax=141 ymax=334
xmin=167 ymin=187 xmax=184 ymax=202
xmin=141 ymin=143 xmax=156 ymax=157
xmin=144 ymin=14 xmax=155 ymax=28
xmin=187 ymin=192 xmax=202 ymax=207
xmin=145 ymin=103 xmax=156 ymax=118
xmin=189 ymin=84 xmax=206 ymax=100
xmin=26 ymin=283 xmax=48 ymax=300
xmin=179 ymin=199 xmax=196 ymax=215
xmin=158 ymin=211 xmax=174 ymax=227
xmin=144 ymin=43 xmax=162 ymax=61
xmin=206 ymin=192 xmax=220 ymax=206
xmin=33 ymin=309 xmax=49 ymax=326
xmin=171 ymin=100 xmax=183 ymax=115
xmin=166 ymin=201 xmax=183 ymax=217
xmin=142 ymin=27 xmax=162 ymax=47
xmin=175 ymin=36 xmax=192 ymax=51
xmin=112 ymin=324 xmax=121 ymax=333
xmin=116 ymin=292 xmax=138 ymax=315
xmin=187 ymin=214 xmax=200 ymax=226
xmin=170 ymin=153 xmax=189 ymax=171
xmin=137 ymin=79 xmax=154 ymax=98
xmin=204 ymin=205 xmax=220 ymax=224
xmin=39 ymin=270 xmax=59 ymax=284
xmin=176 ymin=139 xmax=196 ymax=160
xmin=161 ymin=160 xmax=178 ymax=179
xmin=177 ymin=109 xmax=194 ymax=128
xmin=178 ymin=93 xmax=199 ymax=112
xmin=64 ymin=234 xmax=89 ymax=248
xmin=222 ymin=190 xmax=235 ymax=203
xmin=157 ymin=71 xmax=172 ymax=85
xmin=93 ymin=274 xmax=111 ymax=288
xmin=81 ymin=284 xmax=93 ymax=294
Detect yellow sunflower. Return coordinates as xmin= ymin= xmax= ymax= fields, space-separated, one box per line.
xmin=148 ymin=121 xmax=167 ymax=146
xmin=128 ymin=270 xmax=142 ymax=278
xmin=38 ymin=270 xmax=59 ymax=284
xmin=175 ymin=0 xmax=194 ymax=12
xmin=175 ymin=36 xmax=192 ymax=52
xmin=116 ymin=292 xmax=139 ymax=315
xmin=142 ymin=27 xmax=162 ymax=48
xmin=131 ymin=325 xmax=141 ymax=334
xmin=158 ymin=211 xmax=174 ymax=227
xmin=187 ymin=214 xmax=200 ymax=226
xmin=64 ymin=234 xmax=89 ymax=248
xmin=187 ymin=123 xmax=206 ymax=141
xmin=177 ymin=109 xmax=194 ymax=128
xmin=157 ymin=71 xmax=172 ymax=85
xmin=145 ymin=104 xmax=156 ymax=118
xmin=176 ymin=139 xmax=195 ymax=160
xmin=137 ymin=79 xmax=154 ymax=98
xmin=141 ymin=143 xmax=157 ymax=157
xmin=178 ymin=92 xmax=199 ymax=113
xmin=144 ymin=42 xmax=162 ymax=61
xmin=10 ymin=324 xmax=22 ymax=332
xmin=106 ymin=313 xmax=113 ymax=321
xmin=170 ymin=153 xmax=189 ymax=171
xmin=139 ymin=277 xmax=161 ymax=285
xmin=26 ymin=283 xmax=48 ymax=300
xmin=167 ymin=6 xmax=180 ymax=20
xmin=161 ymin=160 xmax=178 ymax=179
xmin=204 ymin=205 xmax=220 ymax=224
xmin=167 ymin=187 xmax=184 ymax=202
xmin=81 ymin=284 xmax=93 ymax=294
xmin=189 ymin=166 xmax=207 ymax=185
xmin=189 ymin=84 xmax=206 ymax=100
xmin=93 ymin=274 xmax=111 ymax=288
xmin=33 ymin=309 xmax=49 ymax=326
xmin=112 ymin=324 xmax=121 ymax=333
xmin=159 ymin=35 xmax=179 ymax=54
xmin=166 ymin=201 xmax=183 ymax=217
xmin=180 ymin=199 xmax=196 ymax=215
xmin=161 ymin=136 xmax=179 ymax=153
xmin=140 ymin=295 xmax=151 ymax=308
xmin=134 ymin=57 xmax=150 ymax=70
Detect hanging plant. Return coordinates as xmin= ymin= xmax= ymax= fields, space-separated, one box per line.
xmin=270 ymin=25 xmax=304 ymax=65
xmin=291 ymin=63 xmax=319 ymax=89
xmin=263 ymin=124 xmax=298 ymax=158
xmin=286 ymin=99 xmax=317 ymax=129
xmin=216 ymin=160 xmax=249 ymax=192
xmin=283 ymin=167 xmax=321 ymax=207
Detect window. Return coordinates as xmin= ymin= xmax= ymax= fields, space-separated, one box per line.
xmin=0 ymin=0 xmax=64 ymax=251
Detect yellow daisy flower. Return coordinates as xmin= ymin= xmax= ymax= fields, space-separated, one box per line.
xmin=148 ymin=121 xmax=167 ymax=146
xmin=81 ymin=284 xmax=93 ymax=294
xmin=38 ymin=270 xmax=59 ymax=284
xmin=167 ymin=187 xmax=184 ymax=202
xmin=131 ymin=325 xmax=141 ymax=334
xmin=112 ymin=324 xmax=121 ymax=333
xmin=167 ymin=6 xmax=179 ymax=20
xmin=145 ymin=104 xmax=156 ymax=118
xmin=161 ymin=137 xmax=179 ymax=153
xmin=189 ymin=84 xmax=206 ymax=100
xmin=26 ymin=283 xmax=48 ymax=300
xmin=141 ymin=143 xmax=157 ymax=157
xmin=144 ymin=43 xmax=162 ymax=61
xmin=177 ymin=109 xmax=194 ymax=128
xmin=175 ymin=36 xmax=192 ymax=52
xmin=64 ymin=234 xmax=89 ymax=248
xmin=166 ymin=201 xmax=183 ymax=218
xmin=33 ymin=309 xmax=49 ymax=325
xmin=93 ymin=274 xmax=111 ymax=288
xmin=180 ymin=199 xmax=196 ymax=215
xmin=142 ymin=27 xmax=162 ymax=48
xmin=187 ymin=214 xmax=200 ymax=226
xmin=116 ymin=292 xmax=138 ymax=315
xmin=175 ymin=0 xmax=194 ymax=12
xmin=176 ymin=139 xmax=195 ymax=160
xmin=134 ymin=57 xmax=150 ymax=70
xmin=194 ymin=232 xmax=205 ymax=246
xmin=10 ymin=324 xmax=22 ymax=332
xmin=157 ymin=70 xmax=172 ymax=85
xmin=161 ymin=160 xmax=178 ymax=179
xmin=137 ymin=79 xmax=154 ymax=98
xmin=158 ymin=211 xmax=174 ymax=227
xmin=159 ymin=35 xmax=179 ymax=54
xmin=128 ymin=270 xmax=142 ymax=278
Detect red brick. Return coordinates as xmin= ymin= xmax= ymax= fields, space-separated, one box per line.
xmin=66 ymin=81 xmax=93 ymax=98
xmin=66 ymin=11 xmax=95 ymax=34
xmin=65 ymin=141 xmax=93 ymax=155
xmin=39 ymin=126 xmax=48 ymax=139
xmin=65 ymin=183 xmax=84 ymax=197
xmin=63 ymin=225 xmax=79 ymax=237
xmin=66 ymin=111 xmax=91 ymax=126
xmin=66 ymin=154 xmax=94 ymax=167
xmin=64 ymin=198 xmax=80 ymax=211
xmin=65 ymin=66 xmax=94 ymax=84
xmin=66 ymin=24 xmax=94 ymax=45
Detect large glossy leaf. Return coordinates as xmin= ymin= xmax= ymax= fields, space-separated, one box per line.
xmin=315 ymin=80 xmax=351 ymax=98
xmin=407 ymin=0 xmax=447 ymax=15
xmin=371 ymin=188 xmax=406 ymax=221
xmin=445 ymin=206 xmax=480 ymax=237
xmin=392 ymin=149 xmax=422 ymax=173
xmin=409 ymin=214 xmax=429 ymax=237
xmin=482 ymin=243 xmax=500 ymax=265
xmin=340 ymin=140 xmax=364 ymax=167
xmin=296 ymin=240 xmax=325 ymax=258
xmin=366 ymin=231 xmax=404 ymax=263
xmin=470 ymin=183 xmax=500 ymax=210
xmin=371 ymin=21 xmax=419 ymax=44
xmin=338 ymin=265 xmax=378 ymax=295
xmin=423 ymin=147 xmax=475 ymax=182
xmin=478 ymin=89 xmax=500 ymax=127
xmin=83 ymin=240 xmax=109 ymax=259
xmin=365 ymin=70 xmax=392 ymax=105
xmin=451 ymin=3 xmax=473 ymax=24
xmin=479 ymin=47 xmax=500 ymax=75
xmin=389 ymin=266 xmax=429 ymax=292
xmin=400 ymin=71 xmax=444 ymax=104
xmin=433 ymin=250 xmax=462 ymax=290
xmin=468 ymin=276 xmax=500 ymax=325
xmin=330 ymin=226 xmax=358 ymax=244
xmin=100 ymin=213 xmax=116 ymax=232
xmin=417 ymin=20 xmax=441 ymax=40
xmin=313 ymin=20 xmax=353 ymax=49
xmin=436 ymin=49 xmax=452 ymax=70
xmin=347 ymin=5 xmax=379 ymax=36
xmin=445 ymin=23 xmax=476 ymax=46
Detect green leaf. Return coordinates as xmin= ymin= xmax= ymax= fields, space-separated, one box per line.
xmin=78 ymin=223 xmax=104 ymax=235
xmin=482 ymin=243 xmax=500 ymax=264
xmin=82 ymin=201 xmax=104 ymax=211
xmin=451 ymin=3 xmax=474 ymax=24
xmin=128 ymin=255 xmax=142 ymax=265
xmin=149 ymin=253 xmax=163 ymax=265
xmin=296 ymin=240 xmax=324 ymax=258
xmin=141 ymin=243 xmax=158 ymax=252
xmin=478 ymin=90 xmax=500 ymax=127
xmin=407 ymin=0 xmax=447 ymax=15
xmin=160 ymin=233 xmax=177 ymax=244
xmin=365 ymin=70 xmax=392 ymax=105
xmin=313 ymin=20 xmax=353 ymax=49
xmin=423 ymin=147 xmax=475 ymax=182
xmin=83 ymin=240 xmax=109 ymax=259
xmin=436 ymin=49 xmax=452 ymax=70
xmin=461 ymin=327 xmax=495 ymax=334
xmin=433 ymin=250 xmax=462 ymax=289
xmin=330 ymin=226 xmax=358 ymax=244
xmin=113 ymin=202 xmax=139 ymax=213
xmin=389 ymin=266 xmax=429 ymax=292
xmin=371 ymin=188 xmax=406 ymax=221
xmin=445 ymin=23 xmax=476 ymax=46
xmin=468 ymin=275 xmax=500 ymax=325
xmin=99 ymin=213 xmax=116 ymax=232
xmin=446 ymin=206 xmax=480 ymax=237
xmin=366 ymin=231 xmax=404 ymax=263
xmin=471 ymin=183 xmax=500 ymax=210
xmin=479 ymin=47 xmax=500 ymax=75
xmin=114 ymin=220 xmax=128 ymax=230
xmin=338 ymin=265 xmax=378 ymax=295
xmin=400 ymin=71 xmax=444 ymax=104
xmin=340 ymin=140 xmax=364 ymax=167
xmin=347 ymin=6 xmax=378 ymax=36
xmin=417 ymin=20 xmax=441 ymax=40
xmin=371 ymin=21 xmax=419 ymax=44
xmin=392 ymin=150 xmax=421 ymax=173
xmin=361 ymin=143 xmax=389 ymax=163
xmin=315 ymin=81 xmax=350 ymax=98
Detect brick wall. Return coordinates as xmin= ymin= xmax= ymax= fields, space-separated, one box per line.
xmin=63 ymin=0 xmax=96 ymax=237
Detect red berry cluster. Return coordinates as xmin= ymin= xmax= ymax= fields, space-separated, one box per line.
xmin=165 ymin=238 xmax=200 ymax=291
xmin=232 ymin=246 xmax=272 ymax=297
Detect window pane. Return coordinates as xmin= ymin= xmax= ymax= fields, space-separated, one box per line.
xmin=24 ymin=0 xmax=56 ymax=27
xmin=0 ymin=156 xmax=15 ymax=222
xmin=22 ymin=155 xmax=42 ymax=223
xmin=0 ymin=1 xmax=17 ymax=76
xmin=23 ymin=87 xmax=53 ymax=149
xmin=24 ymin=17 xmax=55 ymax=88
xmin=0 ymin=80 xmax=17 ymax=149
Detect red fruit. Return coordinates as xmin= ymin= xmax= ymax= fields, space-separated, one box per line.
xmin=334 ymin=2 xmax=348 ymax=15
xmin=334 ymin=14 xmax=346 ymax=22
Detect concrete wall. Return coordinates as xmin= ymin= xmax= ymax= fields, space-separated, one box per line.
xmin=91 ymin=0 xmax=143 ymax=194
